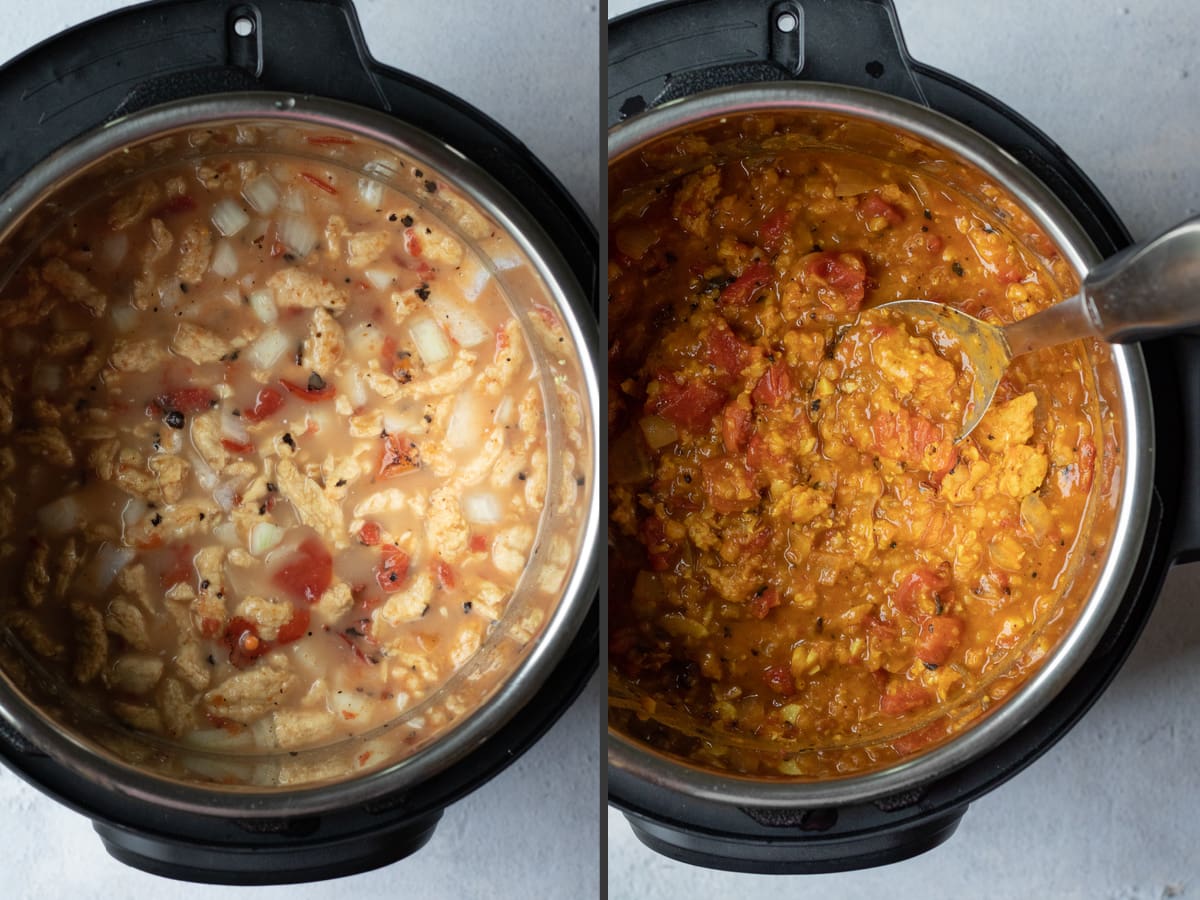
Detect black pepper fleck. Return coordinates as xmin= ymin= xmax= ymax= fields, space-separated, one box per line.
xmin=150 ymin=513 xmax=162 ymax=527
xmin=414 ymin=283 xmax=430 ymax=301
xmin=164 ymin=410 xmax=185 ymax=429
xmin=401 ymin=214 xmax=414 ymax=227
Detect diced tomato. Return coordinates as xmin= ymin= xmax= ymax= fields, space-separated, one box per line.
xmin=720 ymin=261 xmax=774 ymax=306
xmin=272 ymin=536 xmax=333 ymax=603
xmin=299 ymin=171 xmax=337 ymax=194
xmin=223 ymin=617 xmax=269 ymax=668
xmin=702 ymin=325 xmax=749 ymax=374
xmin=378 ymin=334 xmax=411 ymax=379
xmin=893 ymin=567 xmax=953 ymax=620
xmin=751 ymin=360 xmax=792 ymax=408
xmin=758 ymin=209 xmax=792 ymax=253
xmin=275 ymin=607 xmax=311 ymax=645
xmin=747 ymin=586 xmax=781 ymax=620
xmin=860 ymin=193 xmax=905 ymax=226
xmin=375 ymin=545 xmax=411 ymax=593
xmin=434 ymin=559 xmax=455 ymax=590
xmin=281 ymin=378 xmax=336 ymax=402
xmin=646 ymin=377 xmax=725 ymax=432
xmin=379 ymin=433 xmax=420 ymax=478
xmin=403 ymin=228 xmax=422 ymax=258
xmin=925 ymin=233 xmax=945 ymax=254
xmin=880 ymin=678 xmax=931 ymax=716
xmin=721 ymin=403 xmax=753 ymax=454
xmin=763 ymin=665 xmax=796 ymax=695
xmin=304 ymin=135 xmax=356 ymax=146
xmin=220 ymin=437 xmax=254 ymax=454
xmin=916 ymin=615 xmax=964 ymax=666
xmin=159 ymin=543 xmax=194 ymax=589
xmin=358 ymin=522 xmax=382 ymax=546
xmin=469 ymin=534 xmax=488 ymax=553
xmin=805 ymin=250 xmax=868 ymax=310
xmin=154 ymin=387 xmax=215 ymax=414
xmin=243 ymin=386 xmax=285 ymax=423
xmin=871 ymin=407 xmax=954 ymax=472
xmin=156 ymin=194 xmax=197 ymax=217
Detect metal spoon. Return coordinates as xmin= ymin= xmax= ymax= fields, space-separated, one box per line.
xmin=882 ymin=213 xmax=1200 ymax=440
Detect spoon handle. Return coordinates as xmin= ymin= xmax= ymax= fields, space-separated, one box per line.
xmin=1003 ymin=214 xmax=1200 ymax=355
xmin=1081 ymin=214 xmax=1200 ymax=343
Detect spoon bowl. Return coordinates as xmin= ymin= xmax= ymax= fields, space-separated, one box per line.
xmin=878 ymin=300 xmax=1014 ymax=441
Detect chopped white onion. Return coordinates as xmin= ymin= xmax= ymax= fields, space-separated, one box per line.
xmin=357 ymin=176 xmax=385 ymax=209
xmin=363 ymin=158 xmax=398 ymax=179
xmin=121 ymin=498 xmax=148 ymax=533
xmin=98 ymin=232 xmax=128 ymax=270
xmin=460 ymin=262 xmax=492 ymax=301
xmin=213 ymin=481 xmax=238 ymax=513
xmin=250 ymin=522 xmax=286 ymax=556
xmin=212 ymin=521 xmax=240 ymax=547
xmin=491 ymin=251 xmax=522 ymax=271
xmin=429 ymin=296 xmax=490 ymax=347
xmin=248 ymin=327 xmax=291 ymax=369
xmin=462 ymin=492 xmax=502 ymax=525
xmin=346 ymin=365 xmax=368 ymax=408
xmin=241 ymin=173 xmax=281 ymax=214
xmin=210 ymin=239 xmax=239 ymax=278
xmin=37 ymin=494 xmax=82 ymax=537
xmin=32 ymin=364 xmax=62 ymax=395
xmin=158 ymin=281 xmax=183 ymax=310
xmin=363 ymin=267 xmax=397 ymax=291
xmin=222 ymin=287 xmax=242 ymax=306
xmin=192 ymin=454 xmax=219 ymax=491
xmin=278 ymin=215 xmax=319 ymax=257
xmin=447 ymin=394 xmax=485 ymax=450
xmin=492 ymin=395 xmax=515 ymax=426
xmin=221 ymin=408 xmax=249 ymax=444
xmin=409 ymin=316 xmax=452 ymax=367
xmin=639 ymin=415 xmax=679 ymax=450
xmin=87 ymin=543 xmax=135 ymax=592
xmin=248 ymin=289 xmax=278 ymax=324
xmin=281 ymin=187 xmax=306 ymax=214
xmin=211 ymin=198 xmax=250 ymax=237
xmin=382 ymin=408 xmax=421 ymax=435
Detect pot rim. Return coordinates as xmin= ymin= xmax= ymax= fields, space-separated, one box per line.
xmin=607 ymin=82 xmax=1154 ymax=808
xmin=0 ymin=91 xmax=600 ymax=817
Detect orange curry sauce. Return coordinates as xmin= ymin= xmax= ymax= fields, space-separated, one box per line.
xmin=608 ymin=117 xmax=1114 ymax=778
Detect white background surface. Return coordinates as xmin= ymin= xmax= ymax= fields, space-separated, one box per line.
xmin=0 ymin=1 xmax=600 ymax=899
xmin=608 ymin=1 xmax=1200 ymax=899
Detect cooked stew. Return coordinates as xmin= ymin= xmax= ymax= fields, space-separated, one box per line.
xmin=608 ymin=115 xmax=1117 ymax=777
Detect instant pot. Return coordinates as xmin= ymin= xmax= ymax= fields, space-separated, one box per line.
xmin=608 ymin=0 xmax=1200 ymax=873
xmin=0 ymin=0 xmax=599 ymax=884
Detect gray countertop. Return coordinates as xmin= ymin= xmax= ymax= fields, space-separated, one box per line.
xmin=608 ymin=1 xmax=1200 ymax=898
xmin=0 ymin=1 xmax=599 ymax=898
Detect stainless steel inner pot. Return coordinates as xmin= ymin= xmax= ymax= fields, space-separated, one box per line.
xmin=607 ymin=82 xmax=1153 ymax=807
xmin=0 ymin=92 xmax=599 ymax=816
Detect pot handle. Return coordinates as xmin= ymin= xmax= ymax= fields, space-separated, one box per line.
xmin=607 ymin=0 xmax=927 ymax=127
xmin=0 ymin=0 xmax=388 ymax=194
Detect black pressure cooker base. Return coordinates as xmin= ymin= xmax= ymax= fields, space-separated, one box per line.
xmin=623 ymin=806 xmax=962 ymax=875
xmin=94 ymin=812 xmax=441 ymax=885
xmin=609 ymin=0 xmax=1188 ymax=875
